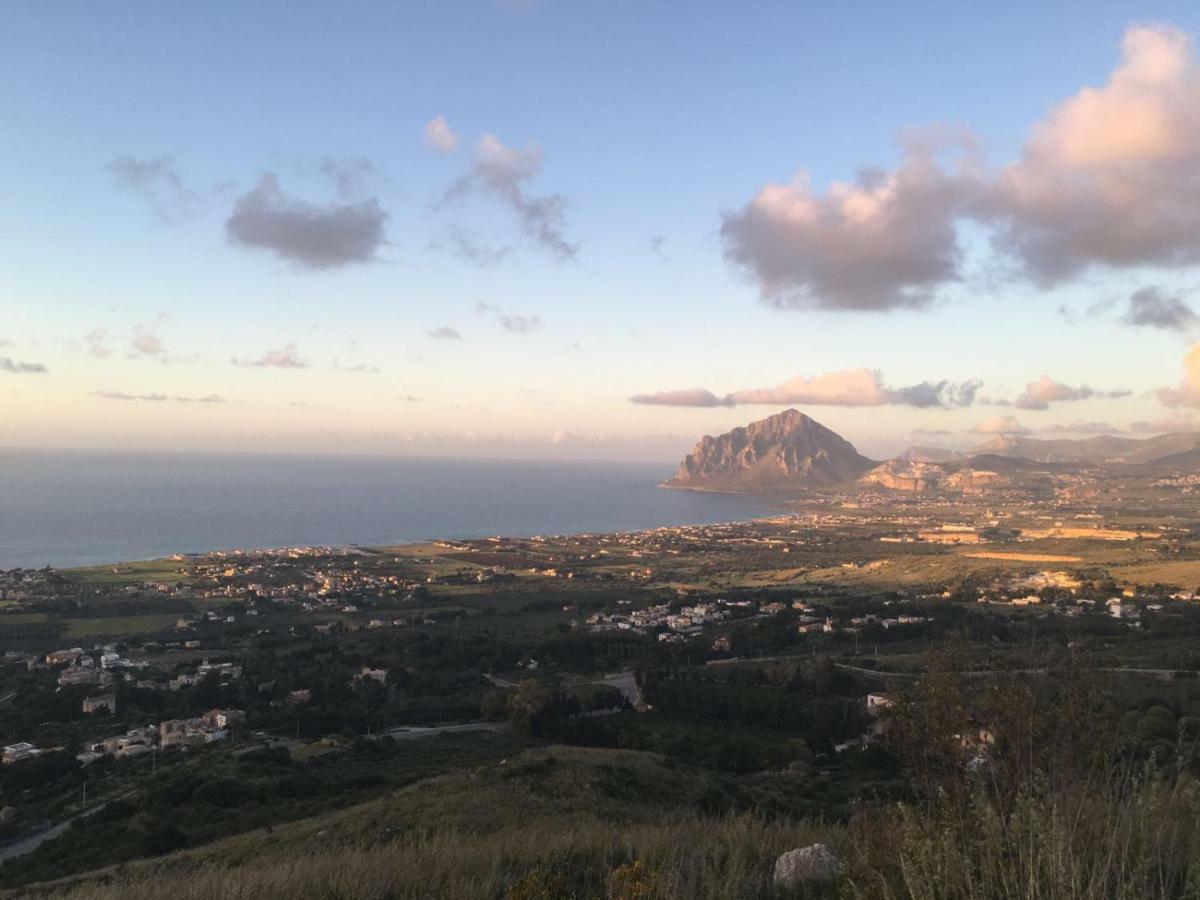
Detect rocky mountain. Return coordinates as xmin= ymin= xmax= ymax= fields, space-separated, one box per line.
xmin=860 ymin=459 xmax=947 ymax=492
xmin=665 ymin=409 xmax=875 ymax=492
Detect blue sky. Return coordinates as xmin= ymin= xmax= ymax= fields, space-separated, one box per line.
xmin=4 ymin=1 xmax=1200 ymax=460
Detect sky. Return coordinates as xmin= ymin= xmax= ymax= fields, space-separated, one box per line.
xmin=6 ymin=1 xmax=1200 ymax=462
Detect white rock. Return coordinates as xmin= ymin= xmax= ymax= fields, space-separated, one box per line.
xmin=773 ymin=843 xmax=842 ymax=886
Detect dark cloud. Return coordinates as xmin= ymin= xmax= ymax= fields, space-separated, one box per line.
xmin=226 ymin=174 xmax=387 ymax=269
xmin=1122 ymin=287 xmax=1197 ymax=331
xmin=107 ymin=155 xmax=202 ymax=224
xmin=0 ymin=357 xmax=47 ymax=374
xmin=446 ymin=135 xmax=578 ymax=261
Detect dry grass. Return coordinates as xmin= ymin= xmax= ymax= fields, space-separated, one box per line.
xmin=26 ymin=816 xmax=838 ymax=900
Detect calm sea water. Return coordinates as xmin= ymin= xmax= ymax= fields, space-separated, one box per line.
xmin=0 ymin=451 xmax=772 ymax=569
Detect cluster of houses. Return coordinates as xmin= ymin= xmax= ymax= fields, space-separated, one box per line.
xmin=4 ymin=708 xmax=245 ymax=768
xmin=588 ymin=599 xmax=756 ymax=637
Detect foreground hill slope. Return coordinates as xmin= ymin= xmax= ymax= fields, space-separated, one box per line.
xmin=665 ymin=409 xmax=875 ymax=493
xmin=15 ymin=745 xmax=836 ymax=900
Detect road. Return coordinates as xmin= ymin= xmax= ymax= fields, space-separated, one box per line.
xmin=0 ymin=804 xmax=106 ymax=865
xmin=375 ymin=721 xmax=510 ymax=740
xmin=595 ymin=671 xmax=645 ymax=710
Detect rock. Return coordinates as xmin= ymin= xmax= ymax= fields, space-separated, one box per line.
xmin=773 ymin=843 xmax=842 ymax=886
xmin=665 ymin=410 xmax=875 ymax=493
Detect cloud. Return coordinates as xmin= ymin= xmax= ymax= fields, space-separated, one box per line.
xmin=333 ymin=360 xmax=380 ymax=374
xmin=499 ymin=314 xmax=541 ymax=333
xmin=721 ymin=136 xmax=984 ymax=311
xmin=721 ymin=25 xmax=1200 ymax=311
xmin=474 ymin=302 xmax=501 ymax=315
xmin=85 ymin=328 xmax=111 ymax=358
xmin=225 ymin=174 xmax=387 ymax=269
xmin=650 ymin=235 xmax=668 ymax=260
xmin=1157 ymin=342 xmax=1200 ymax=407
xmin=0 ymin=357 xmax=47 ymax=374
xmin=437 ymin=226 xmax=511 ymax=266
xmin=318 ymin=157 xmax=378 ymax=200
xmin=107 ymin=155 xmax=201 ymax=224
xmin=446 ymin=135 xmax=578 ymax=261
xmin=1038 ymin=420 xmax=1121 ymax=434
xmin=630 ymin=368 xmax=981 ymax=409
xmin=988 ymin=25 xmax=1200 ymax=284
xmin=972 ymin=415 xmax=1031 ymax=435
xmin=91 ymin=391 xmax=226 ymax=403
xmin=427 ymin=326 xmax=462 ymax=340
xmin=630 ymin=388 xmax=733 ymax=408
xmin=1129 ymin=413 xmax=1200 ymax=433
xmin=424 ymin=115 xmax=458 ymax=154
xmin=1014 ymin=375 xmax=1131 ymax=410
xmin=130 ymin=323 xmax=165 ymax=357
xmin=1122 ymin=286 xmax=1197 ymax=330
xmin=400 ymin=395 xmax=422 ymax=402
xmin=232 ymin=343 xmax=308 ymax=369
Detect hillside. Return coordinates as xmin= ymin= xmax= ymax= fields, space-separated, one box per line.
xmin=13 ymin=744 xmax=838 ymax=900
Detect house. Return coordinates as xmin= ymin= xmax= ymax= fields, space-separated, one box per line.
xmin=2 ymin=743 xmax=38 ymax=764
xmin=287 ymin=688 xmax=312 ymax=705
xmin=866 ymin=693 xmax=892 ymax=715
xmin=83 ymin=693 xmax=117 ymax=715
xmin=202 ymin=708 xmax=245 ymax=729
xmin=355 ymin=667 xmax=388 ymax=686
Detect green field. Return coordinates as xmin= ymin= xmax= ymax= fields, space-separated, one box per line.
xmin=66 ymin=559 xmax=189 ymax=585
xmin=62 ymin=613 xmax=181 ymax=639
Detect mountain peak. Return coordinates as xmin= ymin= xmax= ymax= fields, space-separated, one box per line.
xmin=665 ymin=410 xmax=875 ymax=493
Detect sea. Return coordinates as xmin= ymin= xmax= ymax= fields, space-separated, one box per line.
xmin=0 ymin=451 xmax=774 ymax=569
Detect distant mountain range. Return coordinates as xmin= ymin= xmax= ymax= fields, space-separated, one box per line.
xmin=664 ymin=409 xmax=1200 ymax=494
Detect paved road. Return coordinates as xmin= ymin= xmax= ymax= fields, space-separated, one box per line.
xmin=483 ymin=673 xmax=518 ymax=688
xmin=0 ymin=804 xmax=105 ymax=865
xmin=595 ymin=671 xmax=645 ymax=710
xmin=376 ymin=721 xmax=510 ymax=740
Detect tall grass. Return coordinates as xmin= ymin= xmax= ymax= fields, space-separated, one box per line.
xmin=27 ymin=814 xmax=838 ymax=900
xmin=846 ymin=767 xmax=1200 ymax=900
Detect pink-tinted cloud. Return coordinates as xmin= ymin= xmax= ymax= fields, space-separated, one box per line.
xmin=722 ymin=25 xmax=1200 ymax=310
xmin=631 ymin=368 xmax=980 ymax=409
xmin=1158 ymin=342 xmax=1200 ymax=408
xmin=1014 ymin=375 xmax=1130 ymax=410
xmin=423 ymin=115 xmax=458 ymax=154
xmin=232 ymin=343 xmax=308 ymax=369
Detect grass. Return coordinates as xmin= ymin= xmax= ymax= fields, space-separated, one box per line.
xmin=62 ymin=614 xmax=181 ymax=639
xmin=66 ymin=559 xmax=189 ymax=585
